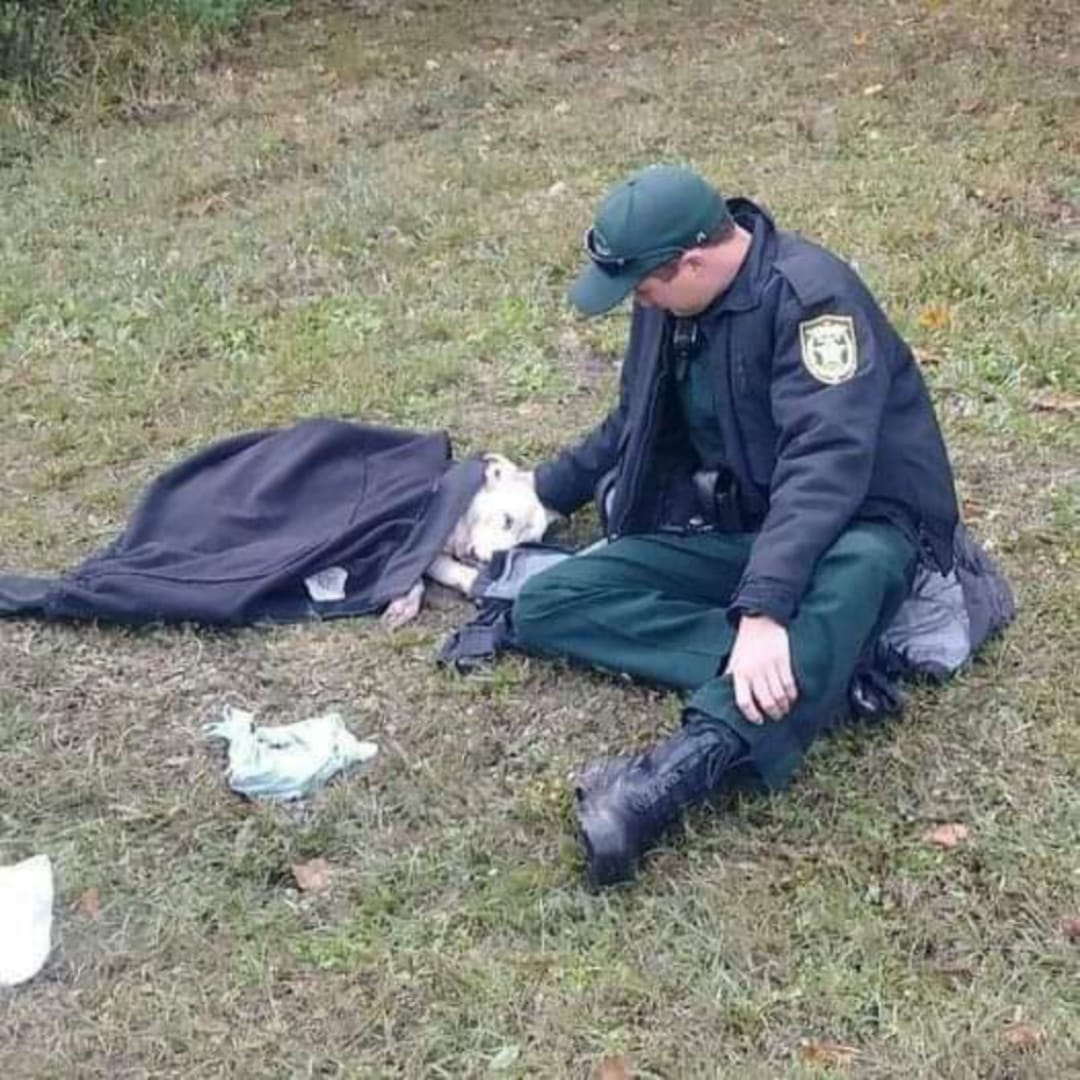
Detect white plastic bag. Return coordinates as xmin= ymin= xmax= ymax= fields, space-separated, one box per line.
xmin=203 ymin=706 xmax=377 ymax=801
xmin=0 ymin=854 xmax=53 ymax=988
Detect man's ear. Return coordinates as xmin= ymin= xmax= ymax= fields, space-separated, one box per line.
xmin=683 ymin=249 xmax=707 ymax=274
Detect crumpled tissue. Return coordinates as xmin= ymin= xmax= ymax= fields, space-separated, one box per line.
xmin=203 ymin=706 xmax=377 ymax=801
xmin=0 ymin=854 xmax=54 ymax=988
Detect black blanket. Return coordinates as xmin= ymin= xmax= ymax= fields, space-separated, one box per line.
xmin=0 ymin=419 xmax=485 ymax=625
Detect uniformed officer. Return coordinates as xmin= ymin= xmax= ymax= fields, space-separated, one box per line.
xmin=512 ymin=164 xmax=960 ymax=886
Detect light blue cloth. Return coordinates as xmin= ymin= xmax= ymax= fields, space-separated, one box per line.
xmin=203 ymin=707 xmax=377 ymax=801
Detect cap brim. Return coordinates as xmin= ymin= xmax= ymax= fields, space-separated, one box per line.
xmin=568 ymin=262 xmax=641 ymax=317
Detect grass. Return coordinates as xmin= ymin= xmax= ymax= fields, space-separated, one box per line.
xmin=1 ymin=0 xmax=1078 ymax=1074
xmin=0 ymin=0 xmax=273 ymax=119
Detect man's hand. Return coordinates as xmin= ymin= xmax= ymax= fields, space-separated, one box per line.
xmin=724 ymin=614 xmax=799 ymax=724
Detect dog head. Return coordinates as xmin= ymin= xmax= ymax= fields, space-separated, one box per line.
xmin=446 ymin=454 xmax=559 ymax=565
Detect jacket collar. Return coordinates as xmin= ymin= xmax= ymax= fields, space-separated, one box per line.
xmin=698 ymin=198 xmax=776 ymax=320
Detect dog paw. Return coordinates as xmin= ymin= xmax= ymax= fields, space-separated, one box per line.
xmin=380 ymin=584 xmax=424 ymax=629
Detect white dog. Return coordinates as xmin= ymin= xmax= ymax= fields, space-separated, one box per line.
xmin=381 ymin=454 xmax=556 ymax=628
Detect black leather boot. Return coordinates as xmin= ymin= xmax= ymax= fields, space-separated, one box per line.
xmin=574 ymin=712 xmax=747 ymax=887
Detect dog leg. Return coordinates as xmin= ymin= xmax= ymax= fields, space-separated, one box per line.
xmin=427 ymin=554 xmax=480 ymax=597
xmin=381 ymin=580 xmax=425 ymax=628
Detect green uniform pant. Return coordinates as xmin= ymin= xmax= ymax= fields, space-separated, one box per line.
xmin=512 ymin=523 xmax=916 ymax=790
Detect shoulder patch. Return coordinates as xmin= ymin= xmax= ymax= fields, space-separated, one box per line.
xmin=799 ymin=315 xmax=858 ymax=384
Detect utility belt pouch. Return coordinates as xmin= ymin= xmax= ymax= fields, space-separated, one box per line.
xmin=692 ymin=467 xmax=744 ymax=532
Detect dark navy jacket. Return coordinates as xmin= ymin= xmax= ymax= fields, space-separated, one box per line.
xmin=535 ymin=200 xmax=959 ymax=626
xmin=0 ymin=419 xmax=485 ymax=625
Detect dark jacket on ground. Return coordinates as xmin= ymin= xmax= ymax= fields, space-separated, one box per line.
xmin=0 ymin=419 xmax=485 ymax=625
xmin=534 ymin=199 xmax=960 ymax=625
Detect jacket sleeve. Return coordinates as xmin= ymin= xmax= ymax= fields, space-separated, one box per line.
xmin=531 ymin=306 xmax=651 ymax=516
xmin=532 ymin=397 xmax=627 ymax=516
xmin=729 ymin=292 xmax=892 ymax=625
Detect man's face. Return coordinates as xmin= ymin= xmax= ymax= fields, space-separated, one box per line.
xmin=633 ymin=256 xmax=711 ymax=316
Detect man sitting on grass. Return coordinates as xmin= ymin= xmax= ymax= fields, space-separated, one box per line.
xmin=512 ymin=164 xmax=974 ymax=886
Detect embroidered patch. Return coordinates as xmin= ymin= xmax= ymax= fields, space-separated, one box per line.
xmin=799 ymin=315 xmax=858 ymax=385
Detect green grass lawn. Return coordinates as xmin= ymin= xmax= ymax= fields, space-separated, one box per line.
xmin=1 ymin=1 xmax=1078 ymax=1075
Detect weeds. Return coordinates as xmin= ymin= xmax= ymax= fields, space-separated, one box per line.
xmin=0 ymin=0 xmax=278 ymax=112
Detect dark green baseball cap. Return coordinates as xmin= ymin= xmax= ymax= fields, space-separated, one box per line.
xmin=569 ymin=164 xmax=731 ymax=316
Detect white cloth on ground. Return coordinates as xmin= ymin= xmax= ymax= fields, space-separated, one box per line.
xmin=0 ymin=854 xmax=53 ymax=988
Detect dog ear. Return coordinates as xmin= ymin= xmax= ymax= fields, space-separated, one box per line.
xmin=482 ymin=453 xmax=515 ymax=486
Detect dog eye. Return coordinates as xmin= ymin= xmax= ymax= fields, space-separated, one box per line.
xmin=503 ymin=514 xmax=514 ymax=531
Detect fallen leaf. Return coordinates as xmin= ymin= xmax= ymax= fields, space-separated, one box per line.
xmin=424 ymin=58 xmax=440 ymax=71
xmin=547 ymin=180 xmax=568 ymax=197
xmin=553 ymin=100 xmax=571 ymax=115
xmin=960 ymin=497 xmax=985 ymax=523
xmin=913 ymin=348 xmax=943 ymax=367
xmin=292 ymin=858 xmax=332 ymax=893
xmin=595 ymin=1054 xmax=633 ymax=1080
xmin=73 ymin=887 xmax=101 ymax=920
xmin=923 ymin=822 xmax=970 ymax=848
xmin=852 ymin=31 xmax=870 ymax=46
xmin=1030 ymin=390 xmax=1080 ymax=415
xmin=862 ymin=83 xmax=885 ymax=96
xmin=798 ymin=1039 xmax=861 ymax=1067
xmin=917 ymin=302 xmax=953 ymax=330
xmin=180 ymin=191 xmax=231 ymax=217
xmin=1002 ymin=1022 xmax=1046 ymax=1050
xmin=934 ymin=958 xmax=975 ymax=980
xmin=1060 ymin=917 xmax=1080 ymax=942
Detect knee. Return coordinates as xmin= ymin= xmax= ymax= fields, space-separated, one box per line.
xmin=823 ymin=524 xmax=914 ymax=591
xmin=512 ymin=564 xmax=582 ymax=648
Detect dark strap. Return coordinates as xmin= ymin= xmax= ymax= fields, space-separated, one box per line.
xmin=437 ymin=542 xmax=575 ymax=671
xmin=436 ymin=599 xmax=515 ymax=672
